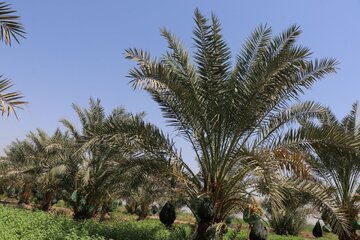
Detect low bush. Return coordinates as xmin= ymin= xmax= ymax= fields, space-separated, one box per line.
xmin=269 ymin=208 xmax=307 ymax=236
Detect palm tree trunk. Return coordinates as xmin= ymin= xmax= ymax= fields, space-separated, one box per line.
xmin=18 ymin=191 xmax=31 ymax=205
xmin=41 ymin=192 xmax=53 ymax=211
xmin=137 ymin=204 xmax=149 ymax=221
xmin=73 ymin=207 xmax=95 ymax=220
xmin=193 ymin=221 xmax=212 ymax=240
xmin=72 ymin=200 xmax=97 ymax=220
xmin=130 ymin=199 xmax=137 ymax=214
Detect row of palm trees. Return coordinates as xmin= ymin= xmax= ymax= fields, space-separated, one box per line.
xmin=2 ymin=8 xmax=360 ymax=240
xmin=2 ymin=99 xmax=172 ymax=220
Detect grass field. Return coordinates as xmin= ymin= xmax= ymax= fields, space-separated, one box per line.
xmin=0 ymin=203 xmax=339 ymax=240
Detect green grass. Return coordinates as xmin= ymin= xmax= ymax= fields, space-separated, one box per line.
xmin=223 ymin=228 xmax=338 ymax=240
xmin=0 ymin=205 xmax=192 ymax=240
xmin=108 ymin=206 xmax=197 ymax=224
xmin=0 ymin=204 xmax=339 ymax=240
xmin=222 ymin=216 xmax=338 ymax=240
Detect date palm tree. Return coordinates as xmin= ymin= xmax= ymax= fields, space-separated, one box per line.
xmin=2 ymin=129 xmax=69 ymax=210
xmin=25 ymin=129 xmax=70 ymax=211
xmin=124 ymin=9 xmax=349 ymax=239
xmin=60 ymin=98 xmax=156 ymax=220
xmin=306 ymin=101 xmax=360 ymax=240
xmin=122 ymin=173 xmax=169 ymax=220
xmin=0 ymin=139 xmax=29 ymax=201
xmin=78 ymin=99 xmax=184 ymax=219
xmin=0 ymin=2 xmax=26 ymax=117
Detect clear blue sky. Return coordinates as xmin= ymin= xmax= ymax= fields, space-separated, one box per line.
xmin=1 ymin=0 xmax=360 ymax=170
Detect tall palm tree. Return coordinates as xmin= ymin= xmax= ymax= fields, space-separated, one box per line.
xmin=306 ymin=102 xmax=360 ymax=240
xmin=0 ymin=2 xmax=26 ymax=117
xmin=124 ymin=9 xmax=347 ymax=239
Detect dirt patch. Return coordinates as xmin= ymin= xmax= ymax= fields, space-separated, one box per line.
xmin=301 ymin=232 xmax=315 ymax=239
xmin=148 ymin=215 xmax=196 ymax=224
xmin=49 ymin=206 xmax=73 ymax=217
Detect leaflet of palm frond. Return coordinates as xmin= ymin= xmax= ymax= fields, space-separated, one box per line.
xmin=273 ymin=148 xmax=311 ymax=178
xmin=0 ymin=78 xmax=26 ymax=117
xmin=323 ymin=224 xmax=332 ymax=233
xmin=0 ymin=2 xmax=25 ymax=45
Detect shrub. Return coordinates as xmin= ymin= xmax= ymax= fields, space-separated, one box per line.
xmin=54 ymin=199 xmax=67 ymax=208
xmin=268 ymin=207 xmax=307 ymax=236
xmin=265 ymin=192 xmax=309 ymax=236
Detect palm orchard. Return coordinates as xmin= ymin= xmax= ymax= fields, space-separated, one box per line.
xmin=2 ymin=5 xmax=360 ymax=240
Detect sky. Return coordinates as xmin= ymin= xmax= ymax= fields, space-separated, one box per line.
xmin=1 ymin=0 xmax=360 ymax=171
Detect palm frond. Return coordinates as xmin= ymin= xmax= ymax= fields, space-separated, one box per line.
xmin=0 ymin=2 xmax=25 ymax=45
xmin=0 ymin=77 xmax=26 ymax=117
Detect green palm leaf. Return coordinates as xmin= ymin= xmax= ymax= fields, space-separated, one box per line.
xmin=0 ymin=77 xmax=26 ymax=117
xmin=0 ymin=2 xmax=25 ymax=45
